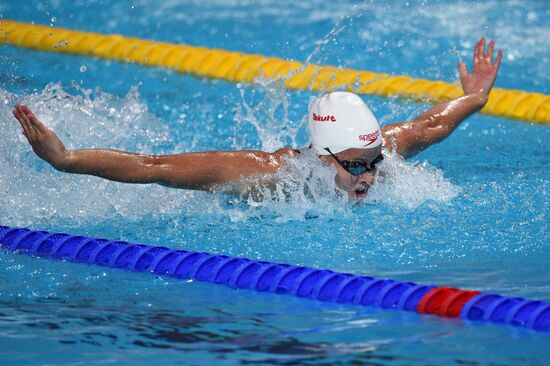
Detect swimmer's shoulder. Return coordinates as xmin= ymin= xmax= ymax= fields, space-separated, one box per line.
xmin=272 ymin=147 xmax=307 ymax=157
xmin=265 ymin=147 xmax=309 ymax=169
xmin=261 ymin=148 xmax=303 ymax=169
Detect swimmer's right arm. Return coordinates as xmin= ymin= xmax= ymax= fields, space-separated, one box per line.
xmin=12 ymin=105 xmax=283 ymax=192
xmin=382 ymin=38 xmax=502 ymax=159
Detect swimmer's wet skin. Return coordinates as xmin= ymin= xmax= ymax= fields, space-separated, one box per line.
xmin=12 ymin=38 xmax=502 ymax=201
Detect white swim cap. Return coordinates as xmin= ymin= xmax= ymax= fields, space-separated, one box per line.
xmin=308 ymin=91 xmax=382 ymax=155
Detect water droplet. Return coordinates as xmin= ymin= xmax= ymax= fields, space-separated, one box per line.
xmin=79 ymin=65 xmax=87 ymax=73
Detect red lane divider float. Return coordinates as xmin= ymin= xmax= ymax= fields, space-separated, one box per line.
xmin=417 ymin=287 xmax=480 ymax=317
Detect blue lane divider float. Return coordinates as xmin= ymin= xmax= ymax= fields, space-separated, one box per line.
xmin=0 ymin=225 xmax=549 ymax=332
xmin=461 ymin=293 xmax=550 ymax=330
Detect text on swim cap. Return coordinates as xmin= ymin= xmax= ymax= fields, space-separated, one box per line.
xmin=359 ymin=130 xmax=380 ymax=146
xmin=313 ymin=113 xmax=336 ymax=122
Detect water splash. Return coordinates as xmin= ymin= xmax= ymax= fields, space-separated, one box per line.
xmin=367 ymin=150 xmax=461 ymax=209
xmin=215 ymin=149 xmax=350 ymax=222
xmin=233 ymin=80 xmax=303 ymax=151
xmin=0 ymin=83 xmax=194 ymax=227
xmin=231 ymin=76 xmax=460 ymax=217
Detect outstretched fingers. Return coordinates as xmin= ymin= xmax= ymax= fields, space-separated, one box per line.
xmin=495 ymin=49 xmax=503 ymax=70
xmin=12 ymin=104 xmax=52 ymax=142
xmin=473 ymin=37 xmax=504 ymax=70
xmin=458 ymin=61 xmax=468 ymax=78
xmin=460 ymin=38 xmax=503 ymax=97
xmin=482 ymin=39 xmax=503 ymax=71
xmin=11 ymin=104 xmax=70 ymax=169
xmin=20 ymin=105 xmax=48 ymax=133
xmin=473 ymin=38 xmax=485 ymax=66
xmin=486 ymin=40 xmax=495 ymax=63
xmin=13 ymin=105 xmax=34 ymax=140
xmin=12 ymin=107 xmax=26 ymax=134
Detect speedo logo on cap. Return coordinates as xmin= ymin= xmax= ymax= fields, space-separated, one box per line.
xmin=312 ymin=113 xmax=336 ymax=122
xmin=359 ymin=130 xmax=380 ymax=146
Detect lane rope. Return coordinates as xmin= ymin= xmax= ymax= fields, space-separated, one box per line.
xmin=1 ymin=20 xmax=549 ymax=125
xmin=1 ymin=225 xmax=549 ymax=332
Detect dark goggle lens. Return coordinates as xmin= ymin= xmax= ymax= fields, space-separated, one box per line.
xmin=342 ymin=161 xmax=368 ymax=175
xmin=342 ymin=154 xmax=384 ymax=176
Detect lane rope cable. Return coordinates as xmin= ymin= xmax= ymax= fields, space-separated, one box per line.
xmin=1 ymin=20 xmax=549 ymax=125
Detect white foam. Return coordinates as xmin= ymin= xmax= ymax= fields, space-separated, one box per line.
xmin=233 ymin=79 xmax=304 ymax=151
xmin=366 ymin=150 xmax=461 ymax=209
xmin=0 ymin=84 xmax=197 ymax=227
xmin=214 ymin=149 xmax=350 ymax=222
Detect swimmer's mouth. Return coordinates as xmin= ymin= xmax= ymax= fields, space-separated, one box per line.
xmin=355 ymin=187 xmax=368 ymax=198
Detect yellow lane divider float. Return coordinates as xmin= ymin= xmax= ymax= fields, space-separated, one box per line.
xmin=1 ymin=20 xmax=548 ymax=125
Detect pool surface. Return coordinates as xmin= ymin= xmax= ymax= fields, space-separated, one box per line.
xmin=1 ymin=1 xmax=549 ymax=365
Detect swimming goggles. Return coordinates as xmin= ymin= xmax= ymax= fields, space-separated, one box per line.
xmin=325 ymin=148 xmax=384 ymax=176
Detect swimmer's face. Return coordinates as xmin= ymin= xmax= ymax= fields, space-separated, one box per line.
xmin=321 ymin=146 xmax=383 ymax=200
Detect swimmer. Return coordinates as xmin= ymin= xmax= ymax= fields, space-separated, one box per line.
xmin=12 ymin=38 xmax=502 ymax=200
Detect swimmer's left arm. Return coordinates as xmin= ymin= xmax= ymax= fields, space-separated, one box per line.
xmin=381 ymin=93 xmax=487 ymax=158
xmin=382 ymin=38 xmax=502 ymax=159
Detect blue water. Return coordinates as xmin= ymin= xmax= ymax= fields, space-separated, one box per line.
xmin=1 ymin=0 xmax=549 ymax=365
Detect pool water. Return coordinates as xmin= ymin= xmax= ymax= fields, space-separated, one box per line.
xmin=1 ymin=0 xmax=549 ymax=365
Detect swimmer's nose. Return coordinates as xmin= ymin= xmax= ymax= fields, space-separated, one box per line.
xmin=358 ymin=171 xmax=375 ymax=186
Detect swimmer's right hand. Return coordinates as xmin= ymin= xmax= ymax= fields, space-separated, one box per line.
xmin=458 ymin=38 xmax=503 ymax=101
xmin=12 ymin=104 xmax=71 ymax=170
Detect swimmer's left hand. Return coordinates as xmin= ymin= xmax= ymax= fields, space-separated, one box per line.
xmin=458 ymin=38 xmax=503 ymax=102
